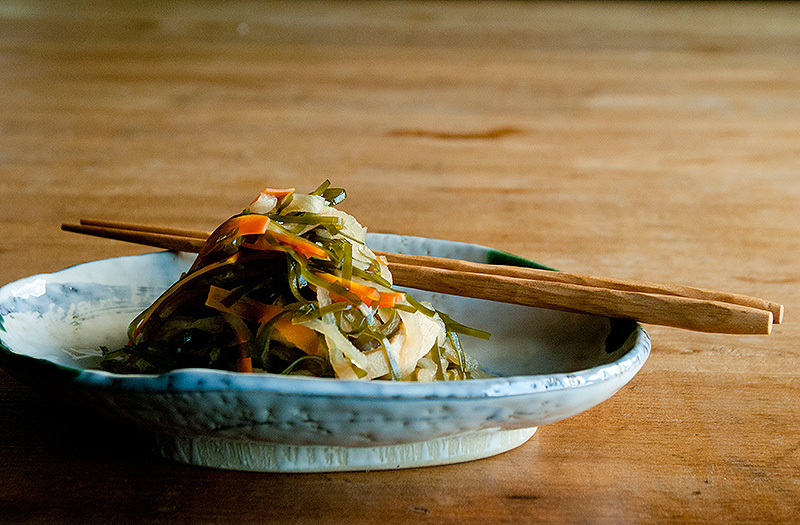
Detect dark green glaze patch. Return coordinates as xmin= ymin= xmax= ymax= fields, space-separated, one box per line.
xmin=0 ymin=340 xmax=81 ymax=384
xmin=486 ymin=250 xmax=557 ymax=271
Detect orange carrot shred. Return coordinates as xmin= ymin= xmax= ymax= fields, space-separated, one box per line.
xmin=237 ymin=357 xmax=253 ymax=373
xmin=378 ymin=292 xmax=406 ymax=309
xmin=314 ymin=272 xmax=399 ymax=307
xmin=226 ymin=214 xmax=271 ymax=237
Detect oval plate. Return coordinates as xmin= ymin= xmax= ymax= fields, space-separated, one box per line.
xmin=0 ymin=234 xmax=650 ymax=472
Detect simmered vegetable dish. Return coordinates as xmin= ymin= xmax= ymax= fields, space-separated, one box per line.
xmin=102 ymin=182 xmax=489 ymax=381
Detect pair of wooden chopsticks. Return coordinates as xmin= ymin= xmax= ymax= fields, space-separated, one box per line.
xmin=61 ymin=219 xmax=784 ymax=335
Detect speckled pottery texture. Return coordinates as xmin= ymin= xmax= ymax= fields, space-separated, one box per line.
xmin=0 ymin=234 xmax=650 ymax=472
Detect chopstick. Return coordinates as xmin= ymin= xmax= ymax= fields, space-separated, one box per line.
xmin=382 ymin=252 xmax=783 ymax=322
xmin=61 ymin=219 xmax=783 ymax=335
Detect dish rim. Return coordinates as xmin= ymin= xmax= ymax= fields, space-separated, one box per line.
xmin=0 ymin=236 xmax=651 ymax=401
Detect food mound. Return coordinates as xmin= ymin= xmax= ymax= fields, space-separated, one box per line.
xmin=102 ymin=181 xmax=489 ymax=381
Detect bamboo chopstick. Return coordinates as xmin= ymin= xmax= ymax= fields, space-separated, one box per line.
xmin=387 ymin=262 xmax=772 ymax=335
xmin=63 ymin=223 xmax=205 ymax=253
xmin=380 ymin=251 xmax=784 ymax=325
xmin=61 ymin=219 xmax=782 ymax=335
xmin=71 ymin=219 xmax=784 ymax=325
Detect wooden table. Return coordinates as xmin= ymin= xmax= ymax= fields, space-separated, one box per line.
xmin=1 ymin=1 xmax=798 ymax=522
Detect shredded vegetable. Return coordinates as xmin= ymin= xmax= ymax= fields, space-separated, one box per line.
xmin=101 ymin=181 xmax=490 ymax=381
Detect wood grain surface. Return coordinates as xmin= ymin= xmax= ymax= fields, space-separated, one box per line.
xmin=1 ymin=1 xmax=798 ymax=523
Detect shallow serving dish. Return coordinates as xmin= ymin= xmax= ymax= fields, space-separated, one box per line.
xmin=0 ymin=233 xmax=650 ymax=472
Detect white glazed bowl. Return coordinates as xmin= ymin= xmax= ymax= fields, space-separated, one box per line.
xmin=0 ymin=234 xmax=650 ymax=472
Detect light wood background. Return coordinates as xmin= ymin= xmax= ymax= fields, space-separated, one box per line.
xmin=1 ymin=1 xmax=798 ymax=522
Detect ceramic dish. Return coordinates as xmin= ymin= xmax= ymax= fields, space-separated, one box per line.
xmin=0 ymin=234 xmax=650 ymax=472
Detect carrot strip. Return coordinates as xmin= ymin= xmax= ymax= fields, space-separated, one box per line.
xmin=314 ymin=272 xmax=403 ymax=308
xmin=260 ymin=187 xmax=295 ymax=199
xmin=266 ymin=224 xmax=330 ymax=259
xmin=206 ymin=286 xmax=320 ymax=356
xmin=274 ymin=320 xmax=321 ymax=356
xmin=237 ymin=357 xmax=253 ymax=373
xmin=241 ymin=226 xmax=330 ymax=260
xmin=221 ymin=214 xmax=271 ymax=237
xmin=377 ymin=291 xmax=406 ymax=308
xmin=315 ymin=272 xmax=380 ymax=305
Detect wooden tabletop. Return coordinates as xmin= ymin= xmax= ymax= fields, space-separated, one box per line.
xmin=1 ymin=1 xmax=798 ymax=522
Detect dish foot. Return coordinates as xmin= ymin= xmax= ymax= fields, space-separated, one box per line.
xmin=153 ymin=427 xmax=537 ymax=472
